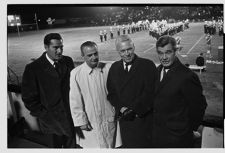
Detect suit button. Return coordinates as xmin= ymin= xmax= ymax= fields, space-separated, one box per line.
xmin=153 ymin=110 xmax=156 ymax=113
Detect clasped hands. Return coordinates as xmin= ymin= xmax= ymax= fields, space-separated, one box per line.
xmin=118 ymin=107 xmax=137 ymax=121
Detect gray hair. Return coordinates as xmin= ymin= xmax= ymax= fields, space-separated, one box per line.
xmin=115 ymin=35 xmax=133 ymax=50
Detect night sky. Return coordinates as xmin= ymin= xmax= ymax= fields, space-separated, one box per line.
xmin=7 ymin=4 xmax=223 ymax=24
xmin=7 ymin=4 xmax=149 ymax=24
xmin=7 ymin=5 xmax=125 ymax=18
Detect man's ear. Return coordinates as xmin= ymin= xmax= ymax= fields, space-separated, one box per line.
xmin=81 ymin=51 xmax=84 ymax=57
xmin=44 ymin=44 xmax=48 ymax=50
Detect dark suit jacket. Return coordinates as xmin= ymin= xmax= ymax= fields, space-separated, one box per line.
xmin=22 ymin=52 xmax=75 ymax=137
xmin=107 ymin=55 xmax=157 ymax=148
xmin=152 ymin=58 xmax=207 ymax=148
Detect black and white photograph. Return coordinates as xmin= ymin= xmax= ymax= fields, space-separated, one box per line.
xmin=1 ymin=0 xmax=224 ymax=151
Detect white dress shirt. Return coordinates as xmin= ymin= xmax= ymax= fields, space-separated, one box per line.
xmin=123 ymin=61 xmax=132 ymax=72
xmin=160 ymin=67 xmax=169 ymax=81
xmin=45 ymin=53 xmax=54 ymax=66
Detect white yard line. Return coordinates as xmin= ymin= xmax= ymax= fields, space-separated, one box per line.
xmin=187 ymin=34 xmax=205 ymax=54
xmin=143 ymin=45 xmax=155 ymax=53
xmin=213 ymin=82 xmax=223 ymax=92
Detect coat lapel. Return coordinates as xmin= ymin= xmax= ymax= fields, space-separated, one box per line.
xmin=39 ymin=53 xmax=61 ymax=79
xmin=58 ymin=58 xmax=68 ymax=79
xmin=119 ymin=56 xmax=140 ymax=92
xmin=155 ymin=65 xmax=162 ymax=93
xmin=155 ymin=58 xmax=182 ymax=94
xmin=117 ymin=60 xmax=127 ymax=89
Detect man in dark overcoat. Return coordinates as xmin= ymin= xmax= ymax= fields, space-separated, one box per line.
xmin=107 ymin=35 xmax=157 ymax=148
xmin=22 ymin=33 xmax=76 ymax=148
xmin=152 ymin=35 xmax=207 ymax=148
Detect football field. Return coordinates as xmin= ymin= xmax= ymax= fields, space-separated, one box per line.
xmin=7 ymin=22 xmax=223 ymax=124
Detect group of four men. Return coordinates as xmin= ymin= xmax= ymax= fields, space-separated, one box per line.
xmin=21 ymin=33 xmax=207 ymax=148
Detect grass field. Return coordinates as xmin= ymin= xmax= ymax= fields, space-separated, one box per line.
xmin=7 ymin=22 xmax=223 ymax=125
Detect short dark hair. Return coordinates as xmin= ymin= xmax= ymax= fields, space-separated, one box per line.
xmin=44 ymin=33 xmax=62 ymax=45
xmin=156 ymin=35 xmax=177 ymax=51
xmin=80 ymin=41 xmax=97 ymax=56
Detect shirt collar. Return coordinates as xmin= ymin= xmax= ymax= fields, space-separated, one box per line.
xmin=83 ymin=62 xmax=104 ymax=75
xmin=45 ymin=53 xmax=54 ymax=65
xmin=84 ymin=62 xmax=104 ymax=75
xmin=163 ymin=67 xmax=169 ymax=73
xmin=123 ymin=61 xmax=132 ymax=67
xmin=83 ymin=62 xmax=93 ymax=75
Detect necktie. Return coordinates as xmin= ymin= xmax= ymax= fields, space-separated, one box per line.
xmin=125 ymin=63 xmax=130 ymax=73
xmin=161 ymin=68 xmax=167 ymax=81
xmin=54 ymin=62 xmax=60 ymax=75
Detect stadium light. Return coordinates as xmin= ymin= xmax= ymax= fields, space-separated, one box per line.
xmin=7 ymin=15 xmax=21 ymax=37
xmin=7 ymin=15 xmax=21 ymax=26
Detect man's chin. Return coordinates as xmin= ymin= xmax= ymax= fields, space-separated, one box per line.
xmin=91 ymin=62 xmax=98 ymax=67
xmin=124 ymin=59 xmax=132 ymax=63
xmin=56 ymin=56 xmax=63 ymax=60
xmin=162 ymin=63 xmax=171 ymax=67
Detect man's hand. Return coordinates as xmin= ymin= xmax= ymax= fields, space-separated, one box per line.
xmin=122 ymin=109 xmax=136 ymax=121
xmin=117 ymin=107 xmax=136 ymax=121
xmin=80 ymin=123 xmax=93 ymax=131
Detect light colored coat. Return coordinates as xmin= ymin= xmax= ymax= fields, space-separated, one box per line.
xmin=69 ymin=62 xmax=122 ymax=148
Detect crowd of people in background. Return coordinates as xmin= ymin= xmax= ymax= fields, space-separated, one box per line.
xmin=203 ymin=17 xmax=223 ymax=59
xmin=98 ymin=19 xmax=190 ymax=43
xmin=148 ymin=19 xmax=189 ymax=40
xmin=99 ymin=20 xmax=150 ymax=42
xmin=204 ymin=17 xmax=223 ymax=36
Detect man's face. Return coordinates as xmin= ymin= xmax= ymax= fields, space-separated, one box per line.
xmin=45 ymin=39 xmax=63 ymax=61
xmin=83 ymin=46 xmax=99 ymax=68
xmin=116 ymin=41 xmax=135 ymax=63
xmin=157 ymin=43 xmax=176 ymax=68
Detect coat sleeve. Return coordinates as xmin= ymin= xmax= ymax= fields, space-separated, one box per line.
xmin=181 ymin=72 xmax=207 ymax=131
xmin=67 ymin=56 xmax=75 ymax=71
xmin=131 ymin=61 xmax=157 ymax=117
xmin=69 ymin=70 xmax=88 ymax=127
xmin=21 ymin=64 xmax=47 ymax=117
xmin=106 ymin=66 xmax=123 ymax=113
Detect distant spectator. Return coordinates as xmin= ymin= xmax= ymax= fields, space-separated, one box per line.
xmin=103 ymin=30 xmax=107 ymax=41
xmin=185 ymin=63 xmax=190 ymax=67
xmin=196 ymin=53 xmax=205 ymax=67
xmin=117 ymin=25 xmax=120 ymax=36
xmin=46 ymin=17 xmax=55 ymax=28
xmin=175 ymin=36 xmax=183 ymax=53
xmin=110 ymin=27 xmax=114 ymax=39
xmin=205 ymin=34 xmax=212 ymax=52
xmin=99 ymin=30 xmax=103 ymax=42
xmin=122 ymin=25 xmax=126 ymax=34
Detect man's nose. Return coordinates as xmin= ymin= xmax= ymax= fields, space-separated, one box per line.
xmin=162 ymin=53 xmax=167 ymax=59
xmin=91 ymin=54 xmax=97 ymax=59
xmin=124 ymin=50 xmax=129 ymax=55
xmin=57 ymin=47 xmax=63 ymax=53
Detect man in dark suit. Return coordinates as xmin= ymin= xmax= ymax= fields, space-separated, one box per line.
xmin=107 ymin=35 xmax=157 ymax=148
xmin=22 ymin=33 xmax=76 ymax=148
xmin=152 ymin=35 xmax=207 ymax=148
